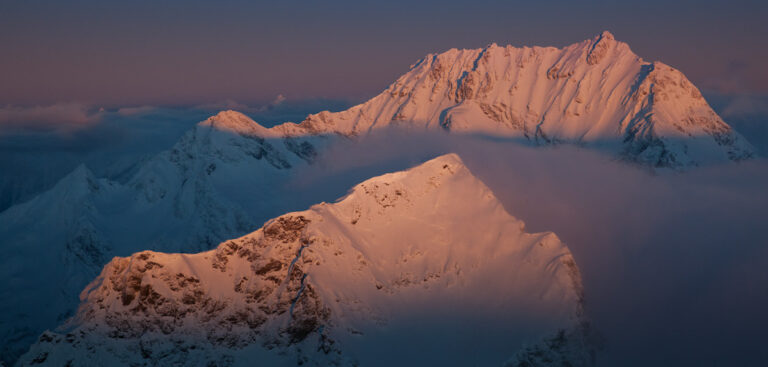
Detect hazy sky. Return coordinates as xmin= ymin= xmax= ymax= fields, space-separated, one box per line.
xmin=1 ymin=0 xmax=767 ymax=106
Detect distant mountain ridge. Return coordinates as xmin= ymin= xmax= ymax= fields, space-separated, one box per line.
xmin=251 ymin=31 xmax=755 ymax=167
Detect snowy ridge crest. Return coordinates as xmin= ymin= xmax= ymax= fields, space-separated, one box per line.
xmin=199 ymin=110 xmax=278 ymax=138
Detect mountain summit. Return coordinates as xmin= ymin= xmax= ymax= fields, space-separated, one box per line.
xmin=272 ymin=31 xmax=753 ymax=167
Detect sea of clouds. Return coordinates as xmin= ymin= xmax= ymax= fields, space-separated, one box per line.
xmin=1 ymin=97 xmax=767 ymax=366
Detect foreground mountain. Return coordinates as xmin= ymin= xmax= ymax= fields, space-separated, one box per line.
xmin=19 ymin=154 xmax=593 ymax=366
xmin=0 ymin=111 xmax=329 ymax=365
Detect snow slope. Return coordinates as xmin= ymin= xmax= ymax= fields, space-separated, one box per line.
xmin=19 ymin=154 xmax=593 ymax=366
xmin=0 ymin=111 xmax=330 ymax=365
xmin=272 ymin=31 xmax=754 ymax=167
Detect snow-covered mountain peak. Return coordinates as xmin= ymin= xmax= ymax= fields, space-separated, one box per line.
xmin=192 ymin=32 xmax=746 ymax=171
xmin=585 ymin=30 xmax=616 ymax=65
xmin=596 ymin=30 xmax=615 ymax=40
xmin=589 ymin=30 xmax=616 ymax=46
xmin=199 ymin=110 xmax=277 ymax=138
xmin=9 ymin=163 xmax=107 ymax=217
xmin=21 ymin=154 xmax=592 ymax=366
xmin=0 ymin=162 xmax=119 ymax=364
xmin=348 ymin=152 xmax=464 ymax=187
xmin=336 ymin=153 xmax=476 ymax=216
xmin=270 ymin=32 xmax=753 ymax=167
xmin=54 ymin=164 xmax=101 ymax=196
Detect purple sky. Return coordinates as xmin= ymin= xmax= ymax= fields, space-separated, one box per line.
xmin=1 ymin=0 xmax=767 ymax=106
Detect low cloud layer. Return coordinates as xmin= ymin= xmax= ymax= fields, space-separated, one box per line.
xmin=286 ymin=131 xmax=768 ymax=366
xmin=1 ymin=100 xmax=766 ymax=365
xmin=0 ymin=103 xmax=101 ymax=135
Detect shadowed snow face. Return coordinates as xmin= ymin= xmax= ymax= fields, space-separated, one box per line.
xmin=283 ymin=130 xmax=768 ymax=367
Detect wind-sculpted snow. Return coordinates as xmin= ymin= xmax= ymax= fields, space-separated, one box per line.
xmin=19 ymin=154 xmax=594 ymax=366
